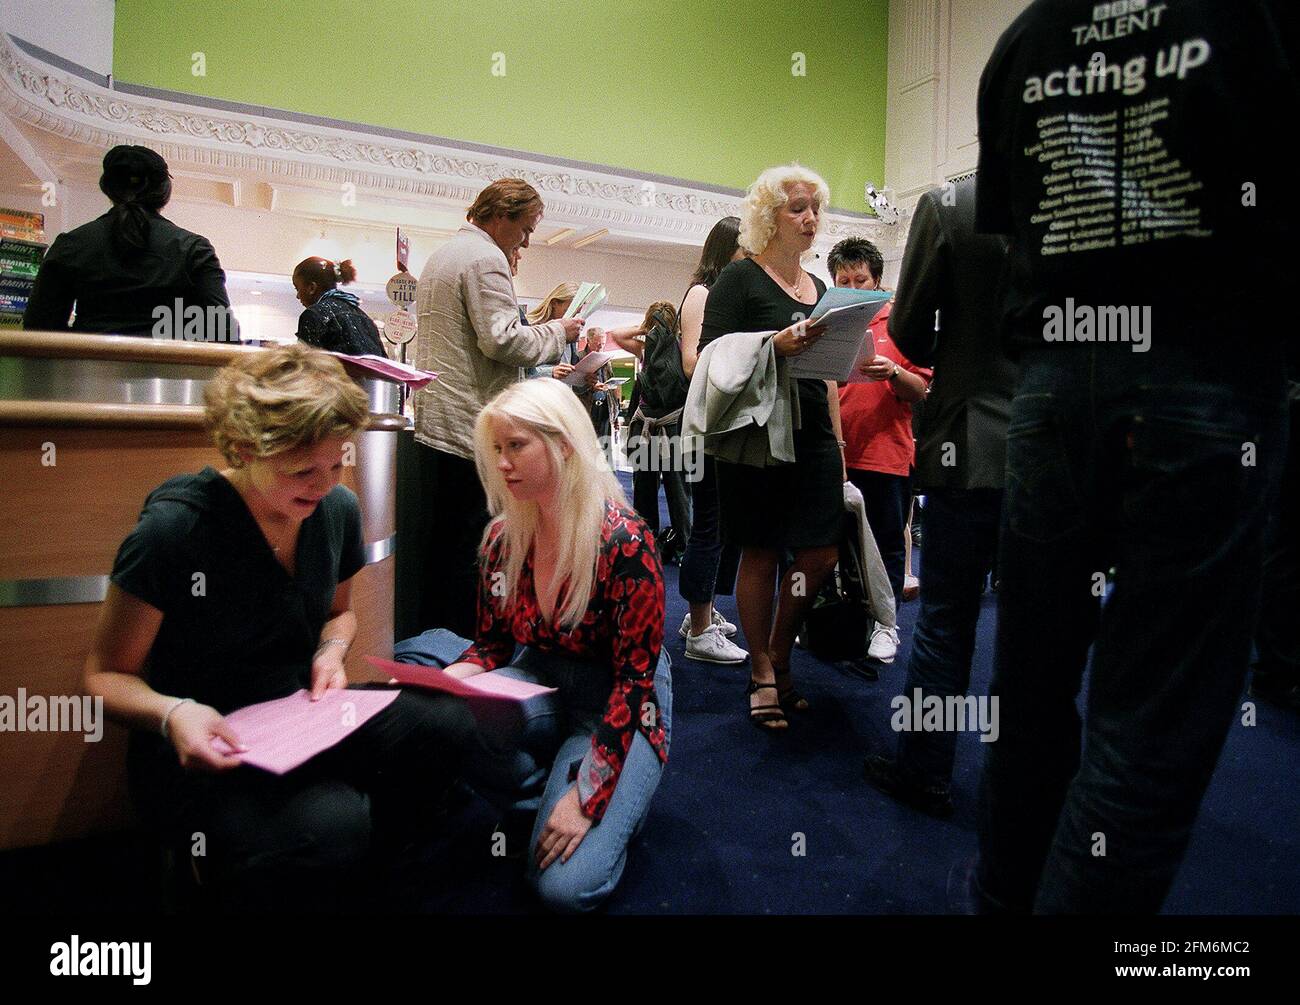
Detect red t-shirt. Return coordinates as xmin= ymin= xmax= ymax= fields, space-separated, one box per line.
xmin=837 ymin=302 xmax=932 ymax=477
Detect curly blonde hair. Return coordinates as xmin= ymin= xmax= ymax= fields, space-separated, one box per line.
xmin=738 ymin=164 xmax=830 ymax=256
xmin=204 ymin=343 xmax=370 ymax=467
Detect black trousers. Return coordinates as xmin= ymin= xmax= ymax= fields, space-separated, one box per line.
xmin=896 ymin=488 xmax=1003 ymax=789
xmin=974 ymin=344 xmax=1288 ymax=914
xmin=629 ymin=420 xmax=691 ymax=547
xmin=128 ymin=688 xmax=476 ymax=911
xmin=421 ymin=445 xmax=490 ymax=640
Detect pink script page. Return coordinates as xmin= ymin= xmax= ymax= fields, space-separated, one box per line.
xmin=366 ymin=656 xmax=557 ymax=701
xmin=212 ymin=688 xmax=399 ymax=774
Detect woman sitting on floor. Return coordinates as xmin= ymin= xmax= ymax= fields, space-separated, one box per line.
xmin=439 ymin=376 xmax=672 ymax=913
xmin=83 ymin=344 xmax=474 ymax=911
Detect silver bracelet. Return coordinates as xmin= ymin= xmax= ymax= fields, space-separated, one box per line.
xmin=160 ymin=697 xmax=194 ymax=740
xmin=316 ymin=637 xmax=350 ymax=656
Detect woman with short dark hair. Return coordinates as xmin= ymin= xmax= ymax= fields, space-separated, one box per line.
xmin=675 ymin=216 xmax=749 ymax=665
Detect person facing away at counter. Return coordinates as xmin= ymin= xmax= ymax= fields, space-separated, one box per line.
xmin=24 ymin=144 xmax=236 ymax=341
xmin=293 ymin=256 xmax=386 ymax=357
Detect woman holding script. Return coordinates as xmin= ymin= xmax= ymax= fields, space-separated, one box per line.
xmin=696 ymin=164 xmax=847 ymax=731
xmin=530 ymin=281 xmax=614 ymax=435
xmin=83 ymin=344 xmax=474 ymax=911
xmin=438 ymin=377 xmax=671 ymax=913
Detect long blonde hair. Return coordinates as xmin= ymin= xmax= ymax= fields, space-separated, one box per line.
xmin=473 ymin=378 xmax=627 ymax=629
xmin=525 ymin=282 xmax=579 ymax=325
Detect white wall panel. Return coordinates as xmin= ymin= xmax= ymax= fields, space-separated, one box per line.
xmin=0 ymin=0 xmax=114 ymax=77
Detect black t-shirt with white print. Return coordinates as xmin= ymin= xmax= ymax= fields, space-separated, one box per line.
xmin=976 ymin=0 xmax=1296 ymax=354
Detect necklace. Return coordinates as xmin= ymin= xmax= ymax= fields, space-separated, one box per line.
xmin=759 ymin=258 xmax=808 ymax=300
xmin=267 ymin=523 xmax=298 ymax=554
xmin=222 ymin=468 xmax=299 ymax=557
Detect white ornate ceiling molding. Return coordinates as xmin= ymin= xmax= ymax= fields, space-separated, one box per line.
xmin=0 ymin=32 xmax=896 ymax=254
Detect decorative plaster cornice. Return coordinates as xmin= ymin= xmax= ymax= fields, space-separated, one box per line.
xmin=0 ymin=32 xmax=896 ymax=252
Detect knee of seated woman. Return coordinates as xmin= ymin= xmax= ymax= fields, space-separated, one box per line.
xmin=248 ymin=785 xmax=373 ymax=873
xmin=530 ymin=855 xmax=621 ymax=914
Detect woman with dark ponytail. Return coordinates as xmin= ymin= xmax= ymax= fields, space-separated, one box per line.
xmin=24 ymin=145 xmax=236 ymax=340
xmin=292 ymin=257 xmax=386 ymax=357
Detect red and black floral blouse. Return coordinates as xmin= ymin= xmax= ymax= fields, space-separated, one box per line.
xmin=456 ymin=500 xmax=668 ymax=821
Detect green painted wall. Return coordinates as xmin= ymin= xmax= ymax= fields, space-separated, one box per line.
xmin=113 ymin=1 xmax=888 ymax=211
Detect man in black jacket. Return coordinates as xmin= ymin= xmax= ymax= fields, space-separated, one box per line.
xmin=863 ymin=175 xmax=1014 ymax=818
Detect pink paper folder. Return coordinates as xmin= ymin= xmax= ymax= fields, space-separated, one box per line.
xmin=366 ymin=656 xmax=558 ymax=701
xmin=212 ymin=688 xmax=399 ymax=774
xmin=327 ymin=352 xmax=439 ymax=390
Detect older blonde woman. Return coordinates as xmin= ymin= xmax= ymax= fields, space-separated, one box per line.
xmin=437 ymin=377 xmax=671 ymax=912
xmin=697 ymin=164 xmax=845 ymax=730
xmin=84 ymin=344 xmax=474 ymax=910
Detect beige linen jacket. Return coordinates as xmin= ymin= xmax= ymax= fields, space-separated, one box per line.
xmin=413 ymin=223 xmax=567 ymax=458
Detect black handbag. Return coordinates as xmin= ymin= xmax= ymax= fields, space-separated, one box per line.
xmin=801 ymin=512 xmax=871 ymax=662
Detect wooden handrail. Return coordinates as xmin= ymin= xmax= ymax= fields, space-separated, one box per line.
xmin=1 ymin=331 xmax=416 ymax=393
xmin=0 ymin=400 xmax=410 ymax=431
xmin=0 ymin=331 xmax=261 ymax=366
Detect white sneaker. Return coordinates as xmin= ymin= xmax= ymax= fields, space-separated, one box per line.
xmin=679 ymin=609 xmax=738 ymax=639
xmin=685 ymin=624 xmax=749 ymax=664
xmin=867 ymin=624 xmax=900 ymax=663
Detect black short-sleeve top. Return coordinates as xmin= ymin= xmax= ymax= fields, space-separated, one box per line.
xmin=699 ymin=257 xmax=832 ymax=444
xmin=110 ymin=467 xmax=366 ymax=714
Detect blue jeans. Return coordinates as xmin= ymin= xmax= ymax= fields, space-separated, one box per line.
xmin=678 ymin=453 xmax=740 ymax=604
xmin=403 ymin=631 xmax=672 ymax=913
xmin=895 ymin=487 xmax=1002 ymax=789
xmin=1253 ymin=392 xmax=1300 ymax=687
xmin=974 ymin=343 xmax=1289 ymax=914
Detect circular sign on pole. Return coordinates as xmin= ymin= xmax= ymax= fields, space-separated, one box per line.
xmin=384 ymin=308 xmax=417 ymax=345
xmin=386 ymin=272 xmax=418 ymax=309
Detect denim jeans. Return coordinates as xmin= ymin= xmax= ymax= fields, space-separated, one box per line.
xmin=974 ymin=343 xmax=1289 ymax=915
xmin=846 ymin=468 xmax=911 ymax=608
xmin=679 ymin=453 xmax=741 ymax=604
xmin=410 ymin=631 xmax=673 ymax=913
xmin=895 ymin=487 xmax=1002 ymax=788
xmin=1253 ymin=392 xmax=1300 ymax=687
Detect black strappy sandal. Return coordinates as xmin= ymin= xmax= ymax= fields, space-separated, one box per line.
xmin=747 ymin=678 xmax=788 ymax=731
xmin=773 ymin=669 xmax=810 ymax=713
